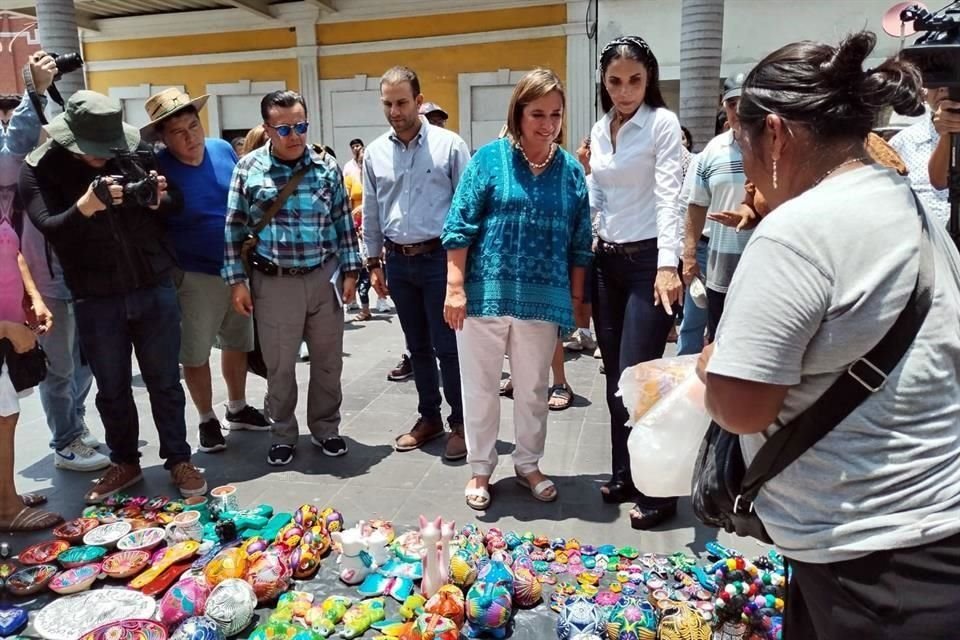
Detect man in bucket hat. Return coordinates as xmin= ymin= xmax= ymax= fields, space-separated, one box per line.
xmin=142 ymin=88 xmax=269 ymax=453
xmin=18 ymin=90 xmax=207 ymax=503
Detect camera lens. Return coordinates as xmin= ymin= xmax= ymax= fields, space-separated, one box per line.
xmin=52 ymin=52 xmax=84 ymax=78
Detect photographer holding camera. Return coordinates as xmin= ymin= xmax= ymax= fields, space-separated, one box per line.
xmin=18 ymin=90 xmax=207 ymax=504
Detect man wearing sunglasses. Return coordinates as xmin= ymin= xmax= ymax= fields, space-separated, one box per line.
xmin=223 ymin=90 xmax=361 ymax=467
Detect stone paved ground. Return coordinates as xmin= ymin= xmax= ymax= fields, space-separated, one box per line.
xmin=8 ymin=296 xmax=767 ymax=556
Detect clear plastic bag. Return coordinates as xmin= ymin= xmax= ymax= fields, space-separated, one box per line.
xmin=617 ymin=356 xmax=712 ymax=497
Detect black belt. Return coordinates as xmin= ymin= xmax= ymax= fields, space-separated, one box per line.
xmin=249 ymin=253 xmax=323 ymax=277
xmin=595 ymin=238 xmax=657 ymax=256
xmin=385 ymin=238 xmax=442 ymax=256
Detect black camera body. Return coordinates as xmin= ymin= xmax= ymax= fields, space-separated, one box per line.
xmin=109 ymin=149 xmax=159 ymax=208
xmin=49 ymin=52 xmax=83 ymax=81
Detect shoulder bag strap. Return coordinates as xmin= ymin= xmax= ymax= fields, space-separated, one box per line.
xmin=739 ymin=192 xmax=936 ymax=504
xmin=250 ymin=164 xmax=310 ymax=237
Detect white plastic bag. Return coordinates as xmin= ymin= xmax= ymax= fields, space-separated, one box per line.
xmin=617 ymin=356 xmax=712 ymax=497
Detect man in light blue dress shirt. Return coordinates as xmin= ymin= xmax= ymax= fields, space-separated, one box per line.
xmin=363 ymin=66 xmax=471 ymax=461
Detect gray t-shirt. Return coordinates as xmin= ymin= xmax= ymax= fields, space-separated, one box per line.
xmin=708 ymin=165 xmax=960 ymax=563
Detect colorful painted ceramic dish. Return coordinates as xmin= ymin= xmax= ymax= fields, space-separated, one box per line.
xmin=33 ymin=589 xmax=156 ymax=640
xmin=58 ymin=545 xmax=107 ymax=569
xmin=83 ymin=521 xmax=133 ymax=548
xmin=117 ymin=527 xmax=165 ymax=552
xmin=52 ymin=518 xmax=100 ymax=544
xmin=102 ymin=550 xmax=151 ymax=579
xmin=19 ymin=540 xmax=71 ymax=566
xmin=48 ymin=563 xmax=101 ymax=595
xmin=76 ymin=618 xmax=168 ymax=640
xmin=6 ymin=564 xmax=57 ymax=596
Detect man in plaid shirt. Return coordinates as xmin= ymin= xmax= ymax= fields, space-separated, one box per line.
xmin=223 ymin=90 xmax=361 ymax=466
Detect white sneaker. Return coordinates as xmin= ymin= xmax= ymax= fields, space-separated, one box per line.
xmin=79 ymin=424 xmax=101 ymax=449
xmin=375 ymin=299 xmax=391 ymax=313
xmin=564 ymin=331 xmax=596 ymax=352
xmin=55 ymin=437 xmax=111 ymax=471
xmin=299 ymin=342 xmax=310 ymax=361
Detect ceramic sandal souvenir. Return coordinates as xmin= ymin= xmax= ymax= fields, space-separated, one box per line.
xmin=304 ymin=595 xmax=351 ymax=637
xmin=118 ymin=527 xmax=166 ymax=552
xmin=169 ymin=616 xmax=225 ymax=640
xmin=49 ymin=562 xmax=102 ymax=594
xmin=59 ymin=545 xmax=108 ymax=568
xmin=556 ymin=596 xmax=604 ymax=640
xmin=0 ymin=607 xmax=28 ymax=637
xmin=129 ymin=540 xmax=200 ymax=590
xmin=339 ymin=597 xmax=385 ymax=639
xmin=6 ymin=563 xmax=57 ymax=596
xmin=204 ymin=578 xmax=257 ymax=637
xmin=158 ymin=575 xmax=210 ymax=629
xmin=77 ymin=619 xmax=168 ymax=640
xmin=19 ymin=540 xmax=70 ymax=566
xmin=142 ymin=562 xmax=194 ymax=597
xmin=53 ymin=518 xmax=100 ymax=544
xmin=102 ymin=550 xmax=151 ymax=579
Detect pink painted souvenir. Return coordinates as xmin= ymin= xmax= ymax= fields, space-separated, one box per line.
xmin=102 ymin=550 xmax=151 ymax=579
xmin=48 ymin=562 xmax=101 ymax=594
xmin=158 ymin=576 xmax=210 ymax=629
xmin=76 ymin=618 xmax=168 ymax=640
xmin=245 ymin=548 xmax=292 ymax=603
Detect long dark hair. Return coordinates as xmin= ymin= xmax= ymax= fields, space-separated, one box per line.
xmin=599 ymin=36 xmax=667 ymax=114
xmin=738 ymin=31 xmax=924 ymax=141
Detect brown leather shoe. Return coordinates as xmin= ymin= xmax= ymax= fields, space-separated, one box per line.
xmin=443 ymin=423 xmax=467 ymax=461
xmin=394 ymin=416 xmax=444 ymax=452
xmin=84 ymin=463 xmax=144 ymax=504
xmin=170 ymin=462 xmax=207 ymax=498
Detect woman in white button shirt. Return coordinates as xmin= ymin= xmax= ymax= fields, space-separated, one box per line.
xmin=589 ymin=36 xmax=684 ymax=530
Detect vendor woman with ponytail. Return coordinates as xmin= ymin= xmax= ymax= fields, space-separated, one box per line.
xmin=588 ymin=35 xmax=684 ymax=530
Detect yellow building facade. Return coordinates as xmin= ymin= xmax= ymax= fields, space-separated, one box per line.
xmin=80 ymin=0 xmax=594 ymax=158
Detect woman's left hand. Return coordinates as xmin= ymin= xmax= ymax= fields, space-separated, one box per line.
xmin=26 ymin=299 xmax=53 ymax=335
xmin=653 ymin=267 xmax=683 ymax=315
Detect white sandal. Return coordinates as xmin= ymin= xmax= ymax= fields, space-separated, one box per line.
xmin=464 ymin=486 xmax=491 ymax=511
xmin=515 ymin=471 xmax=558 ymax=503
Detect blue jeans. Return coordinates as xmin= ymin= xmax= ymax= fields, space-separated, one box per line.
xmin=677 ymin=238 xmax=710 ymax=356
xmin=74 ymin=280 xmax=190 ymax=469
xmin=593 ymin=246 xmax=677 ymax=509
xmin=38 ymin=297 xmax=93 ymax=450
xmin=386 ymin=247 xmax=463 ymax=425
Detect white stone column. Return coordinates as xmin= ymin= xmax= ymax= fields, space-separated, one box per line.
xmin=295 ymin=16 xmax=321 ymax=136
xmin=565 ymin=0 xmax=595 ymax=152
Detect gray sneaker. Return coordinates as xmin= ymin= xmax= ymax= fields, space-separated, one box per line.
xmin=55 ymin=437 xmax=111 ymax=472
xmin=79 ymin=424 xmax=101 ymax=449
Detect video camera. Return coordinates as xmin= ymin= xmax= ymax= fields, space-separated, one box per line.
xmin=93 ymin=149 xmax=160 ymax=209
xmin=898 ymin=2 xmax=960 ymax=249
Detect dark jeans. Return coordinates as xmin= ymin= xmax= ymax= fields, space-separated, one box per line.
xmin=706 ymin=287 xmax=727 ymax=343
xmin=386 ymin=246 xmax=463 ymax=425
xmin=593 ymin=247 xmax=677 ymax=509
xmin=74 ymin=280 xmax=190 ymax=469
xmin=357 ymin=268 xmax=372 ymax=306
xmin=785 ymin=532 xmax=960 ymax=639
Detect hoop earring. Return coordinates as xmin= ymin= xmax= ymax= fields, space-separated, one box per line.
xmin=772 ymin=159 xmax=778 ymax=190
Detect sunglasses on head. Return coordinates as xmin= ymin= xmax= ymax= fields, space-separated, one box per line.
xmin=266 ymin=121 xmax=309 ymax=137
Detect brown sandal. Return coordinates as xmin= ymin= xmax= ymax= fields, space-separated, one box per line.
xmin=20 ymin=493 xmax=47 ymax=507
xmin=499 ymin=377 xmax=514 ymax=398
xmin=1 ymin=506 xmax=63 ymax=532
xmin=353 ymin=310 xmax=372 ymax=321
xmin=548 ymin=383 xmax=574 ymax=411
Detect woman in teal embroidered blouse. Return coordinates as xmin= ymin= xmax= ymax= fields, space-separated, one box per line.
xmin=441 ymin=69 xmax=592 ymax=511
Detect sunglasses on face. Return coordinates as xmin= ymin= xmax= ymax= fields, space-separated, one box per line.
xmin=266 ymin=121 xmax=309 ymax=137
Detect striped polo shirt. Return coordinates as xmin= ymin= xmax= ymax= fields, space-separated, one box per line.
xmin=689 ymin=130 xmax=750 ymax=293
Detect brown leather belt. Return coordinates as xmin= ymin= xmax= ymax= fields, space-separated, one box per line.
xmin=384 ymin=238 xmax=442 ymax=257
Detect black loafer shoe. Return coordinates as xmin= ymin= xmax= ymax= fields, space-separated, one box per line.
xmin=600 ymin=480 xmax=641 ymax=504
xmin=629 ymin=503 xmax=678 ymax=530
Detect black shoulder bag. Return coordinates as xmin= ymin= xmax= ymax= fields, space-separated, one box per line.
xmin=692 ymin=195 xmax=936 ymax=543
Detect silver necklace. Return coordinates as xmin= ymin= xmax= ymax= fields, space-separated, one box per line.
xmin=812 ymin=156 xmax=868 ymax=187
xmin=517 ymin=142 xmax=557 ymax=170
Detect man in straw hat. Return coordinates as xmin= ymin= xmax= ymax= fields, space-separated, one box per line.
xmin=19 ymin=90 xmax=207 ymax=503
xmin=142 ymin=88 xmax=269 ymax=454
xmin=223 ymin=89 xmax=361 ymax=467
